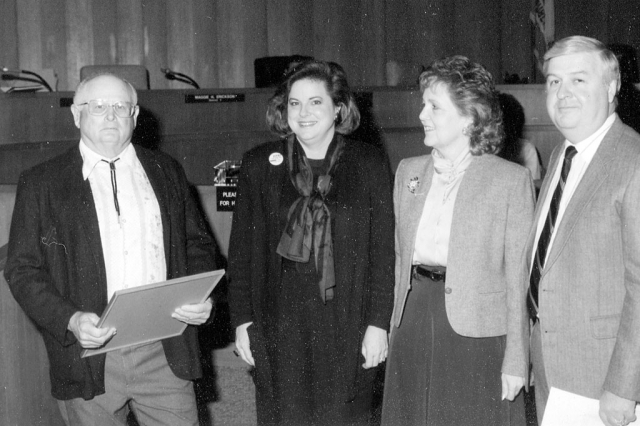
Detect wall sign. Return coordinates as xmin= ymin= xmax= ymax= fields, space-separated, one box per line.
xmin=185 ymin=93 xmax=245 ymax=103
xmin=216 ymin=186 xmax=237 ymax=212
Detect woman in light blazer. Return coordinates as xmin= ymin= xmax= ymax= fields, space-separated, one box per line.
xmin=381 ymin=56 xmax=535 ymax=426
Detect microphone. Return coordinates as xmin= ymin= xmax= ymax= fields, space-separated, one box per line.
xmin=1 ymin=67 xmax=53 ymax=92
xmin=161 ymin=67 xmax=200 ymax=89
xmin=1 ymin=74 xmax=41 ymax=84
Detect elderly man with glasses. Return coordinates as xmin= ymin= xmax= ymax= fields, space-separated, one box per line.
xmin=4 ymin=74 xmax=219 ymax=425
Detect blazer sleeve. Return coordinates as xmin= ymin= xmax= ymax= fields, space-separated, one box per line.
xmin=603 ymin=164 xmax=640 ymax=401
xmin=227 ymin=149 xmax=259 ymax=329
xmin=391 ymin=159 xmax=408 ymax=327
xmin=177 ymin=165 xmax=219 ymax=276
xmin=364 ymin=148 xmax=395 ymax=330
xmin=501 ymin=167 xmax=535 ymax=379
xmin=4 ymin=172 xmax=79 ymax=347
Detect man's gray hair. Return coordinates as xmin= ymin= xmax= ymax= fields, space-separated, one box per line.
xmin=73 ymin=73 xmax=138 ymax=105
xmin=543 ymin=36 xmax=620 ymax=93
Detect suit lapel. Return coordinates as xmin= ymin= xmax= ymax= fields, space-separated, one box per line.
xmin=64 ymin=148 xmax=107 ymax=283
xmin=447 ymin=155 xmax=486 ymax=268
xmin=400 ymin=156 xmax=433 ymax=260
xmin=272 ymin=139 xmax=291 ymax=232
xmin=543 ymin=120 xmax=621 ymax=273
xmin=525 ymin=144 xmax=564 ymax=267
xmin=267 ymin=140 xmax=290 ymax=285
xmin=452 ymin=154 xmax=484 ymax=206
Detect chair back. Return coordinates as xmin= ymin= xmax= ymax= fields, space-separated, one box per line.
xmin=80 ymin=65 xmax=150 ymax=90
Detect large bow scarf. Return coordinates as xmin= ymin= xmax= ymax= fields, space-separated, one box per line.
xmin=276 ymin=134 xmax=345 ymax=303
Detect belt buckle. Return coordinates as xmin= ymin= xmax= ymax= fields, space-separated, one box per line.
xmin=431 ymin=270 xmax=445 ymax=282
xmin=413 ymin=265 xmax=446 ymax=282
xmin=416 ymin=266 xmax=445 ymax=282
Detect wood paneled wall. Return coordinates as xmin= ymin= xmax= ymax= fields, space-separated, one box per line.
xmin=2 ymin=0 xmax=639 ymax=91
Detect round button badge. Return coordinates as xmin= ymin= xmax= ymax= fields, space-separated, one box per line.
xmin=269 ymin=152 xmax=283 ymax=166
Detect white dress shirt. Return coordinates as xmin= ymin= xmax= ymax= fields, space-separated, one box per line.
xmin=413 ymin=148 xmax=473 ymax=266
xmin=80 ymin=141 xmax=166 ymax=299
xmin=530 ymin=113 xmax=617 ymax=268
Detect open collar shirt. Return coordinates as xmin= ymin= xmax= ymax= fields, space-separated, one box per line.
xmin=80 ymin=140 xmax=166 ymax=299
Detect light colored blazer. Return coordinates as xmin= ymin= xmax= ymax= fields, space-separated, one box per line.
xmin=391 ymin=153 xmax=534 ymax=378
xmin=526 ymin=117 xmax=640 ymax=400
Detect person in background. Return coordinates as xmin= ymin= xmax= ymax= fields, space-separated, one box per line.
xmin=498 ymin=92 xmax=545 ymax=190
xmin=228 ymin=60 xmax=394 ymax=425
xmin=608 ymin=43 xmax=640 ymax=134
xmin=4 ymin=74 xmax=218 ymax=426
xmin=381 ymin=56 xmax=534 ymax=426
xmin=526 ymin=35 xmax=640 ymax=426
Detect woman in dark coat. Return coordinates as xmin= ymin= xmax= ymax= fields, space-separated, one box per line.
xmin=227 ymin=60 xmax=395 ymax=425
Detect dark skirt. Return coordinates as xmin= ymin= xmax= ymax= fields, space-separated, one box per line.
xmin=255 ymin=258 xmax=374 ymax=426
xmin=381 ymin=269 xmax=526 ymax=426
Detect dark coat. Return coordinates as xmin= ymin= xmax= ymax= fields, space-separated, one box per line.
xmin=227 ymin=136 xmax=395 ymax=414
xmin=4 ymin=145 xmax=218 ymax=401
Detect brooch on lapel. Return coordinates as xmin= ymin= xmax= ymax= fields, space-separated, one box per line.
xmin=407 ymin=177 xmax=420 ymax=194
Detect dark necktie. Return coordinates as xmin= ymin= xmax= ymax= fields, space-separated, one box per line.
xmin=101 ymin=158 xmax=121 ymax=218
xmin=527 ymin=145 xmax=578 ymax=321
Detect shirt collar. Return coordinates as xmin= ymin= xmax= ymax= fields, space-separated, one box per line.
xmin=79 ymin=140 xmax=137 ymax=180
xmin=432 ymin=146 xmax=473 ymax=179
xmin=567 ymin=113 xmax=617 ymax=153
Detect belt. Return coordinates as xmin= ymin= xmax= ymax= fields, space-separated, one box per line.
xmin=412 ymin=265 xmax=446 ymax=282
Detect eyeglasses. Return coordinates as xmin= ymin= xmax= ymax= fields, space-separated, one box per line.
xmin=75 ymin=100 xmax=137 ymax=118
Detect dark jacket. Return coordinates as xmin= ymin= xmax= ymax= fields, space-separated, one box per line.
xmin=4 ymin=145 xmax=218 ymax=400
xmin=227 ymin=136 xmax=395 ymax=410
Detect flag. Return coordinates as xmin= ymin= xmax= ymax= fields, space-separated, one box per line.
xmin=530 ymin=0 xmax=555 ymax=74
xmin=0 ymin=243 xmax=7 ymax=272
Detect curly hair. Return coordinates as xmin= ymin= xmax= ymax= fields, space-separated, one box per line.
xmin=266 ymin=60 xmax=360 ymax=137
xmin=419 ymin=56 xmax=503 ymax=155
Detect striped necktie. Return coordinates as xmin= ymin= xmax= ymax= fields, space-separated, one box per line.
xmin=527 ymin=145 xmax=578 ymax=321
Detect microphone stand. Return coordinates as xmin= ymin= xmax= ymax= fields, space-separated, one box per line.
xmin=1 ymin=68 xmax=53 ymax=92
xmin=161 ymin=68 xmax=200 ymax=89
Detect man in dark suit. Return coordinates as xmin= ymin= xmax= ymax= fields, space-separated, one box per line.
xmin=4 ymin=74 xmax=218 ymax=425
xmin=527 ymin=36 xmax=640 ymax=426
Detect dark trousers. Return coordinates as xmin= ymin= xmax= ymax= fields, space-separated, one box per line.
xmin=530 ymin=323 xmax=549 ymax=426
